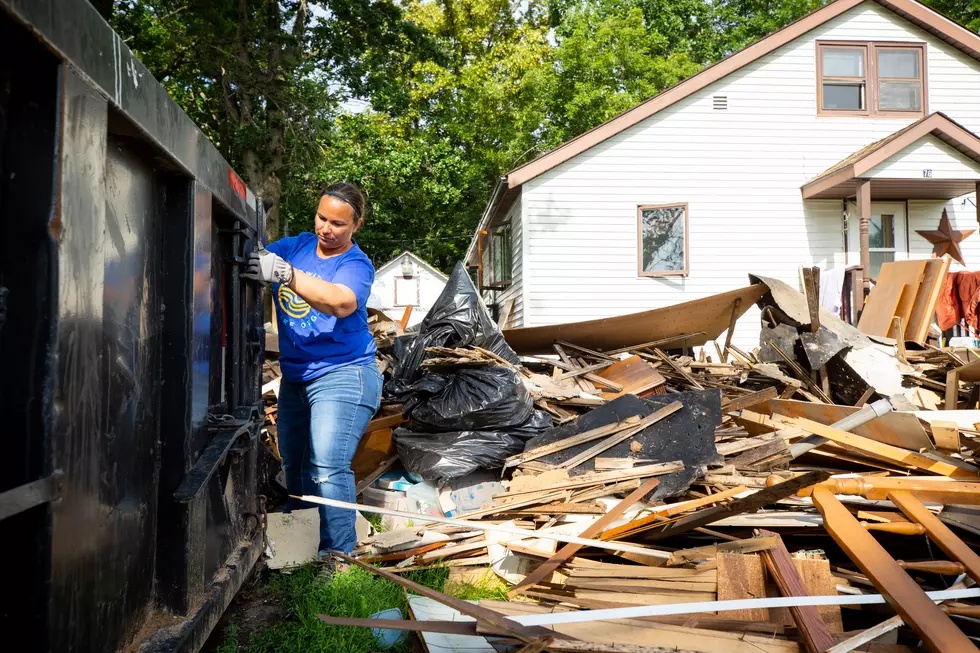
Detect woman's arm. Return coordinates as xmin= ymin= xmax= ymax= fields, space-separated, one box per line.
xmin=288 ymin=269 xmax=358 ymax=318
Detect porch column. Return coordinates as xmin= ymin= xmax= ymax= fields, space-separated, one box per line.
xmin=857 ymin=178 xmax=872 ymax=297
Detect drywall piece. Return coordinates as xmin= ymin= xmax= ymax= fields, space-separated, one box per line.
xmin=265 ymin=508 xmax=319 ymax=569
xmin=408 ymin=596 xmax=498 ymax=653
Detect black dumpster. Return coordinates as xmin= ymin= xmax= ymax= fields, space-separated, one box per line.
xmin=0 ymin=1 xmax=266 ymax=651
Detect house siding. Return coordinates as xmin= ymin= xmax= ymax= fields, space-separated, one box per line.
xmin=522 ymin=1 xmax=980 ymax=350
xmin=488 ymin=195 xmax=525 ymax=328
xmin=867 ymin=136 xmax=980 ymax=179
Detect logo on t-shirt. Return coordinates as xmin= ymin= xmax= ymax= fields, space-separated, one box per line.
xmin=277 ymin=284 xmax=310 ymax=319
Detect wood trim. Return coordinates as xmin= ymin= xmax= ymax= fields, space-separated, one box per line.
xmin=816 ymin=41 xmax=871 ymax=117
xmin=636 ymin=203 xmax=689 ymax=278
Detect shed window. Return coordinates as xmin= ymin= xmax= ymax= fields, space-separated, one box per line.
xmin=817 ymin=41 xmax=925 ymax=117
xmin=638 ymin=204 xmax=688 ymax=277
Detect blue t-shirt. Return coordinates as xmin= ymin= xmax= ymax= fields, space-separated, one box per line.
xmin=267 ymin=233 xmax=377 ymax=382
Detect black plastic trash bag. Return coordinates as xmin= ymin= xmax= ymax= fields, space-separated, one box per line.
xmin=389 ymin=262 xmax=519 ymax=389
xmin=406 ymin=367 xmax=534 ymax=432
xmin=394 ymin=410 xmax=551 ymax=484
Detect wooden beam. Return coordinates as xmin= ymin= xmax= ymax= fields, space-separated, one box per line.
xmin=399 ymin=305 xmax=413 ymax=330
xmin=504 ymin=416 xmax=642 ymax=469
xmin=857 ymin=179 xmax=872 ymax=294
xmin=757 ymin=530 xmax=835 ymax=653
xmin=888 ymin=490 xmax=980 ymax=584
xmin=722 ymin=297 xmax=743 ymax=360
xmin=559 ymin=402 xmax=682 ymax=470
xmin=811 ymin=487 xmax=977 ymax=653
xmin=509 ymin=477 xmax=662 ymax=597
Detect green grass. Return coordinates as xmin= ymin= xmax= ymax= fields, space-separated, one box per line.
xmin=216 ymin=563 xmax=508 ymax=653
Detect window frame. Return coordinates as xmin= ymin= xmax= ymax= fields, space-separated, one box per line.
xmin=480 ymin=223 xmax=513 ymax=290
xmin=393 ymin=275 xmax=420 ymax=307
xmin=636 ymin=202 xmax=689 ymax=278
xmin=816 ymin=40 xmax=927 ymax=118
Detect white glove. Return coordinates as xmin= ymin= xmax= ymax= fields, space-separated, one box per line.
xmin=244 ymin=249 xmax=293 ymax=284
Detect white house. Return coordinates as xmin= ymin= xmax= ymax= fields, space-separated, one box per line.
xmin=368 ymin=251 xmax=449 ymax=329
xmin=465 ymin=0 xmax=980 ymax=350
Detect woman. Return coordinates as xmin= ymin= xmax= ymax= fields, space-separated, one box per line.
xmin=245 ymin=182 xmax=381 ymax=557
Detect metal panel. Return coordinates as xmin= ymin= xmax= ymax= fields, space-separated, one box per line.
xmin=0 ymin=0 xmax=259 ymax=230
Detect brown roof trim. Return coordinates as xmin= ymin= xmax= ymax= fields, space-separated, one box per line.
xmin=505 ymin=0 xmax=980 ymax=191
xmin=801 ymin=112 xmax=980 ymax=198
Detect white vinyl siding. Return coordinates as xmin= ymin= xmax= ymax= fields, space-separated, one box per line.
xmin=521 ymin=2 xmax=980 ymax=351
xmin=492 ymin=196 xmax=524 ymax=328
xmin=867 ymin=136 xmax=980 ymax=179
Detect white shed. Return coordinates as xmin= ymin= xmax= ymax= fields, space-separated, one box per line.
xmin=368 ymin=251 xmax=449 ymax=329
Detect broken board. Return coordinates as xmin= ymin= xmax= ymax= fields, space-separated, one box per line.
xmin=857 ymin=282 xmax=905 ymax=338
xmin=766 ymin=399 xmax=933 ymax=451
xmin=502 ymin=284 xmax=767 ymax=355
xmin=524 ymin=391 xmax=722 ymax=500
xmin=906 ymin=257 xmax=950 ymax=343
xmin=597 ymin=355 xmax=667 ymax=399
xmin=877 ymin=260 xmax=928 ymax=339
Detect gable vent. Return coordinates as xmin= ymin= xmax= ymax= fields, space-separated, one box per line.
xmin=713 ymin=95 xmax=728 ymax=110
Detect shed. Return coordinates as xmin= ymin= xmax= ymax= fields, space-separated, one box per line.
xmin=368 ymin=251 xmax=449 ymax=328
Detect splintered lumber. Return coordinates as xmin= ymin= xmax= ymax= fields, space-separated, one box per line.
xmin=502 ymin=462 xmax=685 ymax=498
xmin=642 ymin=470 xmax=831 ymax=541
xmin=505 ymin=416 xmax=643 ymax=469
xmin=317 ymin=615 xmax=479 ymax=635
xmin=810 ymin=487 xmax=977 ymax=653
xmin=667 ymin=535 xmax=778 ymax=566
xmin=354 ymin=455 xmax=399 ymax=496
xmin=295 ymin=494 xmax=671 ymax=559
xmin=824 ymin=615 xmax=904 ymax=653
xmin=331 ymin=551 xmax=557 ymax=643
xmin=716 ymin=553 xmax=769 ymax=622
xmin=600 ymin=485 xmax=747 ymax=540
xmin=788 ymin=417 xmax=978 ymax=478
xmin=722 ymin=386 xmax=778 ymax=412
xmin=653 ymin=349 xmax=704 ymax=390
xmin=596 ymin=356 xmax=667 ymax=399
xmin=757 ymin=531 xmax=835 ymax=653
xmin=560 ymin=402 xmax=683 ymax=470
xmin=509 ymin=477 xmax=662 ymax=596
xmin=931 ymin=421 xmax=962 ymax=453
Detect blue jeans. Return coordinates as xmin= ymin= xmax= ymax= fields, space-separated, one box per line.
xmin=277 ymin=361 xmax=382 ymax=555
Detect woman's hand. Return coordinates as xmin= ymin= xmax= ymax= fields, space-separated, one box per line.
xmin=244 ymin=249 xmax=294 ymax=284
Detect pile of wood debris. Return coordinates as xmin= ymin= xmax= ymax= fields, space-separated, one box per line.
xmin=293 ymin=272 xmax=980 ymax=653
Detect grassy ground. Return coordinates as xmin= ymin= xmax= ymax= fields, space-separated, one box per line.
xmin=213 ymin=562 xmax=509 ymax=653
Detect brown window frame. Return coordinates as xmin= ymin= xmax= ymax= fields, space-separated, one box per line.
xmin=816 ymin=41 xmax=927 ymax=118
xmin=636 ymin=203 xmax=689 ymax=278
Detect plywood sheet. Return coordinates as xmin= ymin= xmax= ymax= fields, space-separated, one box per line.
xmin=597 ymin=355 xmax=667 ymax=400
xmin=857 ymin=282 xmax=905 ymax=337
xmin=716 ymin=553 xmax=769 ymax=622
xmin=503 ymin=284 xmax=767 ymax=355
xmin=767 ymin=399 xmax=933 ymax=451
xmin=906 ymin=257 xmax=950 ymax=343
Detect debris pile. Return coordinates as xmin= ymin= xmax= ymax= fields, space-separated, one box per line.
xmin=296 ymin=266 xmax=980 ymax=653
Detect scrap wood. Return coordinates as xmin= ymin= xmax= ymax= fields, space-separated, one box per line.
xmin=642 ymin=470 xmax=832 ymax=541
xmin=787 ymin=417 xmax=978 ymax=479
xmin=330 ymin=551 xmax=560 ymax=643
xmin=509 ymin=477 xmax=662 ymax=597
xmin=505 ymin=416 xmax=643 ymax=469
xmin=296 ymin=494 xmax=672 ymax=559
xmin=559 ymin=402 xmax=683 ymax=470
xmin=599 ymin=484 xmax=747 ymax=541
xmin=667 ymin=535 xmax=778 ymax=566
xmin=502 ymin=462 xmax=685 ymax=498
xmin=316 ymin=615 xmax=480 ymax=635
xmin=757 ymin=530 xmax=835 ymax=653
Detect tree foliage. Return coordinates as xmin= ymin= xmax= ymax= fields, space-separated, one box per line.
xmin=103 ymin=0 xmax=980 ymax=269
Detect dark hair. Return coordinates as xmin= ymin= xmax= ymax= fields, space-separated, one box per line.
xmin=321 ymin=182 xmax=366 ymax=221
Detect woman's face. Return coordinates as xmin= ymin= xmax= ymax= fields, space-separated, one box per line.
xmin=314 ymin=194 xmax=362 ymax=252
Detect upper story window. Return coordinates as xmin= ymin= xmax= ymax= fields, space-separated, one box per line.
xmin=817 ymin=41 xmax=926 ymax=118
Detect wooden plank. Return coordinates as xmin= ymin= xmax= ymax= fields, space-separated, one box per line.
xmin=351 ymin=427 xmax=396 ymax=482
xmin=354 ymin=455 xmax=399 ymax=496
xmin=509 ymin=477 xmax=662 ymax=596
xmin=757 ymin=530 xmax=835 ymax=653
xmin=723 ymin=386 xmax=778 ymax=412
xmin=878 ymin=260 xmax=928 ymax=339
xmin=825 ymin=615 xmax=904 ymax=653
xmin=768 ymin=399 xmax=933 ymax=451
xmin=332 ymin=551 xmax=559 ymax=643
xmin=502 ymin=284 xmax=767 ymax=355
xmin=857 ymin=282 xmax=905 ymax=337
xmin=500 ymin=461 xmax=684 ymax=498
xmin=317 ymin=615 xmax=480 ymax=635
xmin=907 ymin=257 xmax=951 ymax=344
xmin=788 ymin=417 xmax=978 ymax=479
xmin=560 ymin=402 xmax=683 ymax=470
xmin=888 ymin=490 xmax=980 ymax=584
xmin=793 ymin=557 xmax=843 ymax=633
xmin=504 ymin=416 xmax=642 ymax=469
xmin=930 ymin=421 xmax=962 ymax=453
xmin=716 ymin=553 xmax=769 ymax=622
xmin=599 ymin=485 xmax=748 ymax=541
xmin=669 ymin=536 xmax=778 ymax=565
xmin=597 ymin=356 xmax=667 ymax=400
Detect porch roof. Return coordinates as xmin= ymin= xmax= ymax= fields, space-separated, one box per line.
xmin=801 ymin=113 xmax=980 ymax=200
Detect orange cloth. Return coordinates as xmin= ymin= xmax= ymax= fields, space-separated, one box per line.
xmin=937 ymin=272 xmax=980 ymax=333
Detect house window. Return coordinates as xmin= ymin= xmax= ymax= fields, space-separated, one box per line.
xmin=480 ymin=224 xmax=513 ymax=290
xmin=869 ymin=213 xmax=896 ymax=279
xmin=817 ymin=41 xmax=925 ymax=117
xmin=394 ymin=276 xmax=420 ymax=306
xmin=638 ymin=204 xmax=688 ymax=276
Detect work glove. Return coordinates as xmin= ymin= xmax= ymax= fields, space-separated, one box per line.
xmin=244 ymin=249 xmax=293 ymax=284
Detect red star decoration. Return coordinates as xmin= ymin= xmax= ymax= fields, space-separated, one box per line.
xmin=915 ymin=208 xmax=975 ymax=266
